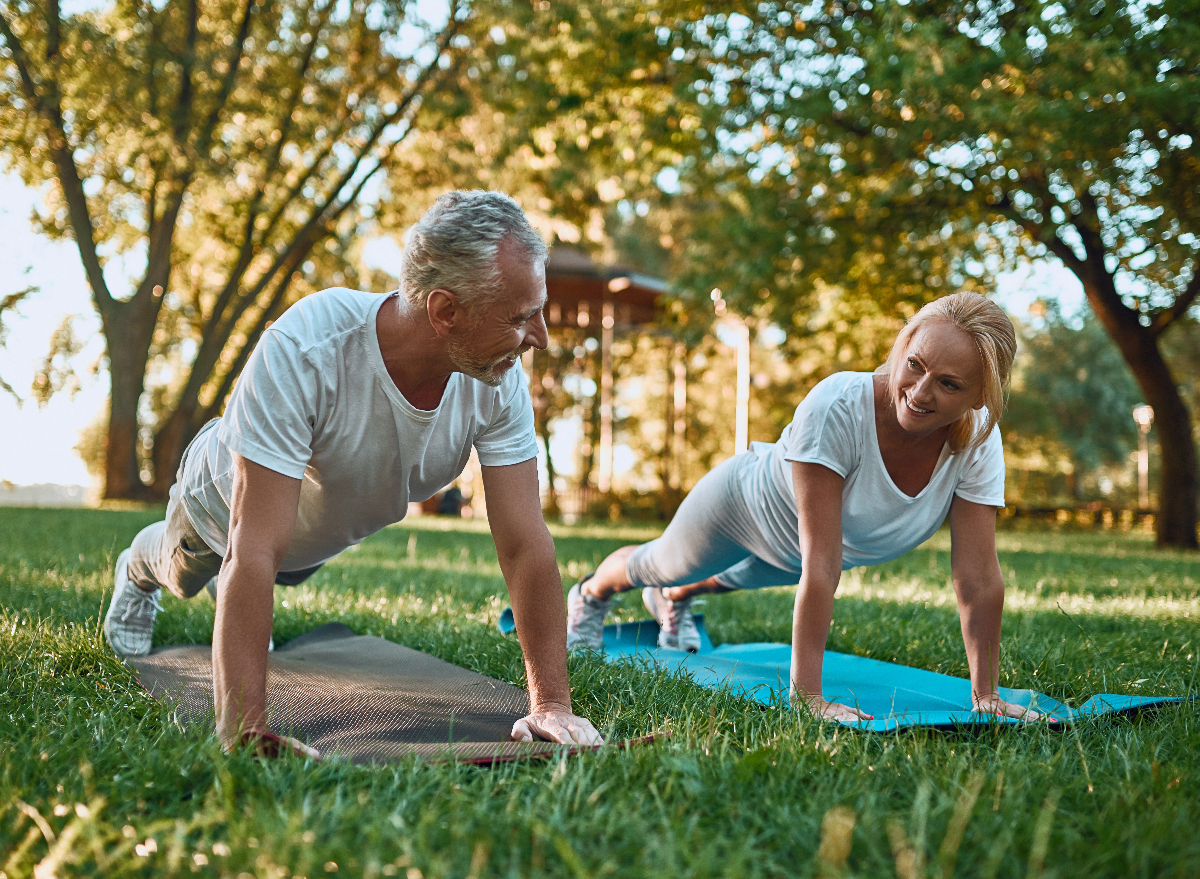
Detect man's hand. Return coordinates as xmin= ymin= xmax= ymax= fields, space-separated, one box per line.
xmin=973 ymin=693 xmax=1050 ymax=722
xmin=235 ymin=728 xmax=323 ymax=760
xmin=796 ymin=694 xmax=874 ymax=723
xmin=511 ymin=703 xmax=604 ymax=745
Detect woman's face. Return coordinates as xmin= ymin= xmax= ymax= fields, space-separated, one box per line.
xmin=892 ymin=321 xmax=986 ymax=437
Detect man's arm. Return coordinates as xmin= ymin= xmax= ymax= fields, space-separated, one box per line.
xmin=948 ymin=496 xmax=1041 ymax=720
xmin=213 ymin=453 xmax=308 ymax=750
xmin=790 ymin=462 xmax=871 ymax=721
xmin=481 ymin=458 xmax=602 ymax=745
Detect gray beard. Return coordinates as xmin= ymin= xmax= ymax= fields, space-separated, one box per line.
xmin=447 ymin=336 xmax=511 ymax=388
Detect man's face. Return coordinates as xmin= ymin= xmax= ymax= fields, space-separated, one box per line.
xmin=447 ymin=243 xmax=549 ymax=387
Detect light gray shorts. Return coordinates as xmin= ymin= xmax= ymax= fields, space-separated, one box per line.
xmin=626 ymin=454 xmax=802 ymax=591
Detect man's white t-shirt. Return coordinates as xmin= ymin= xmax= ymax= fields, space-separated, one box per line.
xmin=179 ymin=288 xmax=539 ymax=572
xmin=739 ymin=371 xmax=1006 ymax=572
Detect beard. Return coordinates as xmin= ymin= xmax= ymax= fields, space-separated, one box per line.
xmin=447 ymin=334 xmax=531 ymax=387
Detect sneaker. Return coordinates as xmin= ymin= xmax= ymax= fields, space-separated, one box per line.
xmin=103 ymin=548 xmax=162 ymax=658
xmin=642 ymin=587 xmax=701 ymax=652
xmin=566 ymin=576 xmax=609 ymax=651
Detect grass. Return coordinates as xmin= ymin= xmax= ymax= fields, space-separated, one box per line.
xmin=0 ymin=507 xmax=1197 ymax=878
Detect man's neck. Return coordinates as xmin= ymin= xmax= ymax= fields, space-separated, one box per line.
xmin=376 ymin=294 xmax=454 ymax=411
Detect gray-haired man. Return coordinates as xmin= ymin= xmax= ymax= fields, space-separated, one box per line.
xmin=104 ymin=190 xmax=602 ymax=754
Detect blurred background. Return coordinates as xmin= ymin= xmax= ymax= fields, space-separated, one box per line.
xmin=0 ymin=0 xmax=1196 ymax=546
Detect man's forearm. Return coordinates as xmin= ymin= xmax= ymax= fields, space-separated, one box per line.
xmin=213 ymin=558 xmax=276 ymax=746
xmin=502 ymin=537 xmax=572 ymax=711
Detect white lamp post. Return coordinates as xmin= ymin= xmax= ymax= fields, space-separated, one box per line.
xmin=1132 ymin=404 xmax=1154 ymax=509
xmin=711 ymin=289 xmax=751 ymax=455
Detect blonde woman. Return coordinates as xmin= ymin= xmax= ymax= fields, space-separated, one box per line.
xmin=567 ymin=292 xmax=1041 ymax=722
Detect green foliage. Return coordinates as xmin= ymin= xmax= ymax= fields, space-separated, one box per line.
xmin=0 ymin=279 xmax=35 ymax=401
xmin=2 ymin=509 xmax=1199 ymax=877
xmin=1004 ymin=303 xmax=1143 ymax=499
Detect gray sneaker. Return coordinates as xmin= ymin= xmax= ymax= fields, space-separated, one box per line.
xmin=642 ymin=587 xmax=701 ymax=652
xmin=566 ymin=576 xmax=609 ymax=651
xmin=103 ymin=549 xmax=162 ymax=658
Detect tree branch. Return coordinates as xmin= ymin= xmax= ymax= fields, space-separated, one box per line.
xmin=0 ymin=8 xmax=114 ymax=311
xmin=1149 ymin=252 xmax=1200 ymax=338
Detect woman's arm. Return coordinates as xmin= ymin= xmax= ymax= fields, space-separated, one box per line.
xmin=790 ymin=462 xmax=872 ymax=721
xmin=948 ymin=497 xmax=1041 ymax=720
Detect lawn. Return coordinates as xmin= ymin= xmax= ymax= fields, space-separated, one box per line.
xmin=1 ymin=507 xmax=1197 ymax=878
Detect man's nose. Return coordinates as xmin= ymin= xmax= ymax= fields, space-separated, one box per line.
xmin=525 ymin=309 xmax=549 ymax=350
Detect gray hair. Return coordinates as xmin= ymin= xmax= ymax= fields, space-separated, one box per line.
xmin=399 ymin=190 xmax=548 ymax=316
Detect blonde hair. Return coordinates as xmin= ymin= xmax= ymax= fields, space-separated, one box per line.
xmin=876 ymin=293 xmax=1016 ymax=453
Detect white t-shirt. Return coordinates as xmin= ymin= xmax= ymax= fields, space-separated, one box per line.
xmin=179 ymin=288 xmax=538 ymax=571
xmin=740 ymin=371 xmax=1006 ymax=571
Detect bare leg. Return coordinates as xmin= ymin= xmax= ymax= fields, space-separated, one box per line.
xmin=581 ymin=546 xmax=639 ymax=600
xmin=662 ymin=577 xmax=734 ymax=602
xmin=584 ymin=551 xmax=733 ymax=603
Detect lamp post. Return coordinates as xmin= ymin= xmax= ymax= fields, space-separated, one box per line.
xmin=711 ymin=289 xmax=751 ymax=455
xmin=1132 ymin=404 xmax=1154 ymax=509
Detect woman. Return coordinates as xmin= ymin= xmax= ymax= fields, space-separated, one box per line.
xmin=567 ymin=292 xmax=1039 ymax=722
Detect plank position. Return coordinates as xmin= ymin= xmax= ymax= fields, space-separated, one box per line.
xmin=104 ymin=191 xmax=602 ymax=754
xmin=567 ymin=292 xmax=1041 ymax=722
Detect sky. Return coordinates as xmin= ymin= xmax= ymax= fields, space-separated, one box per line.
xmin=0 ymin=171 xmax=1087 ymax=489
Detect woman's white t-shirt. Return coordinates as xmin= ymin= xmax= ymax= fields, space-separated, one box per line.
xmin=739 ymin=371 xmax=1006 ymax=572
xmin=179 ymin=288 xmax=538 ymax=572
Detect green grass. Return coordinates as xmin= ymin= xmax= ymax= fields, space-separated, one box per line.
xmin=1 ymin=507 xmax=1197 ymax=878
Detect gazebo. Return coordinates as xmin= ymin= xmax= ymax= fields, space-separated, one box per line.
xmin=530 ymin=247 xmax=684 ymax=500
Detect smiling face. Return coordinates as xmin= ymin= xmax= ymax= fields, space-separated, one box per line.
xmin=446 ymin=242 xmax=549 ymax=387
xmin=891 ymin=320 xmax=986 ymax=437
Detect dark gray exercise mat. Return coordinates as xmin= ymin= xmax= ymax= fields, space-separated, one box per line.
xmin=129 ymin=623 xmax=579 ymax=764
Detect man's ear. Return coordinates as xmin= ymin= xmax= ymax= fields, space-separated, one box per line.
xmin=426 ymin=289 xmax=462 ymax=338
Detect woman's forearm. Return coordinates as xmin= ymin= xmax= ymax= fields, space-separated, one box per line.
xmin=955 ymin=576 xmax=1005 ymax=703
xmin=790 ymin=572 xmax=840 ymax=702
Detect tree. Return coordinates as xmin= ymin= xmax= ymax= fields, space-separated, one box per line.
xmin=1004 ymin=302 xmax=1143 ymax=502
xmin=653 ymin=0 xmax=1199 ymax=547
xmin=1 ymin=0 xmax=474 ymax=498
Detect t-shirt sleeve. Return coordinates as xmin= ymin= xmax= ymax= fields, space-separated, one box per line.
xmin=781 ymin=374 xmax=861 ymax=478
xmin=954 ymin=425 xmax=1006 ymax=507
xmin=217 ymin=328 xmax=317 ymax=479
xmin=473 ymin=366 xmax=539 ymax=467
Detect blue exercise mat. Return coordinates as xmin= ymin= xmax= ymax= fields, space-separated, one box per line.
xmin=500 ymin=610 xmax=1184 ymax=731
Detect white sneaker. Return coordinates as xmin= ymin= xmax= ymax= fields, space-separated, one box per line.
xmin=642 ymin=587 xmax=701 ymax=652
xmin=566 ymin=576 xmax=609 ymax=651
xmin=103 ymin=549 xmax=162 ymax=658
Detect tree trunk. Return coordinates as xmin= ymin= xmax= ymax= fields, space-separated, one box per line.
xmin=101 ymin=307 xmax=158 ymax=500
xmin=1080 ymin=277 xmax=1199 ymax=549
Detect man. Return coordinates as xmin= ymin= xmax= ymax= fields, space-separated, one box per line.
xmin=104 ymin=190 xmax=602 ymax=755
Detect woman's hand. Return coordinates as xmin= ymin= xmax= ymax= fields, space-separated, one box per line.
xmin=796 ymin=694 xmax=874 ymax=722
xmin=972 ymin=693 xmax=1052 ymax=722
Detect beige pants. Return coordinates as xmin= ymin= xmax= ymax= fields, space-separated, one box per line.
xmin=126 ymin=422 xmax=322 ymax=598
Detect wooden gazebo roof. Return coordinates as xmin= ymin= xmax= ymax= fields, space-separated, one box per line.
xmin=543 ymin=247 xmax=667 ymax=330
